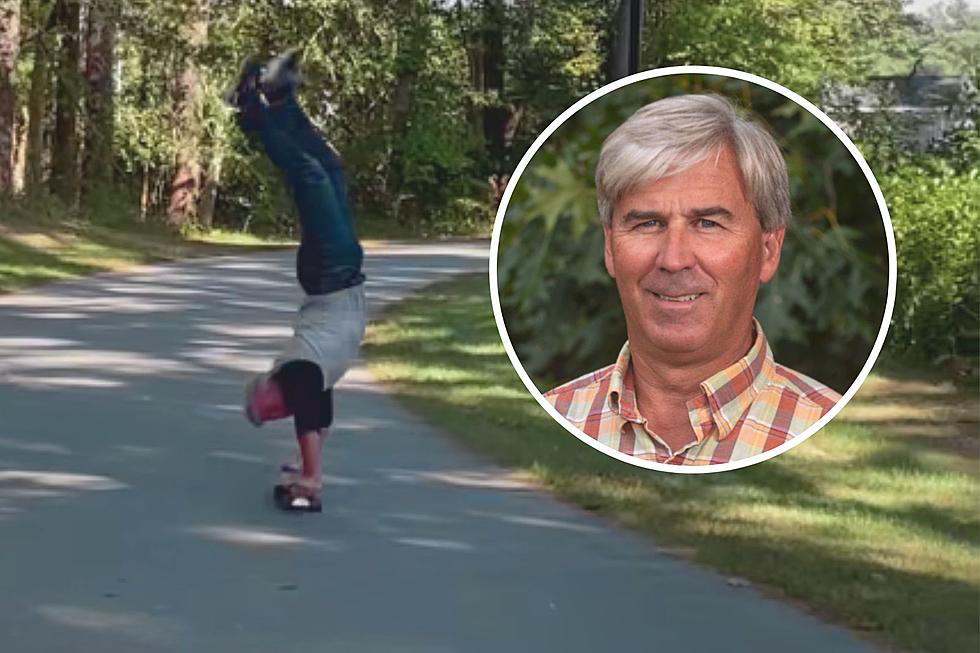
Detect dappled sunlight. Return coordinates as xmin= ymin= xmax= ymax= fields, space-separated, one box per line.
xmin=0 ymin=293 xmax=193 ymax=314
xmin=381 ymin=468 xmax=535 ymax=491
xmin=450 ymin=342 xmax=508 ymax=356
xmin=858 ymin=374 xmax=960 ymax=397
xmin=198 ymin=324 xmax=291 ymax=339
xmin=464 ymin=509 xmax=602 ymax=534
xmin=320 ymin=473 xmax=362 ymax=486
xmin=205 ymin=274 xmax=290 ymax=290
xmin=2 ymin=374 xmax=125 ymax=389
xmin=187 ymin=524 xmax=342 ymax=551
xmin=393 ymin=537 xmax=475 ymax=552
xmin=1 ymin=487 xmax=66 ymax=499
xmin=0 ymin=437 xmax=71 ymax=456
xmin=181 ymin=346 xmax=268 ymax=373
xmin=368 ymin=363 xmax=491 ymax=385
xmin=199 ymin=403 xmax=247 ymax=417
xmin=96 ymin=282 xmax=208 ymax=297
xmin=840 ymin=402 xmax=973 ymax=424
xmin=36 ymin=605 xmax=183 ymax=643
xmin=0 ymin=470 xmax=127 ymax=491
xmin=207 ymin=260 xmax=285 ymax=272
xmin=365 ymin=275 xmax=430 ymax=286
xmin=337 ymin=414 xmax=396 ymax=431
xmin=6 ymin=311 xmax=87 ymax=320
xmin=220 ymin=299 xmax=298 ymax=312
xmin=0 ymin=346 xmax=201 ymax=377
xmin=716 ymin=502 xmax=977 ymax=583
xmin=837 ymin=372 xmax=979 ymax=463
xmin=207 ymin=450 xmax=267 ymax=464
xmin=381 ymin=511 xmax=454 ymax=525
xmin=0 ymin=336 xmax=80 ymax=348
xmin=336 ymin=367 xmax=390 ymax=395
xmin=364 ymin=242 xmax=490 ymax=260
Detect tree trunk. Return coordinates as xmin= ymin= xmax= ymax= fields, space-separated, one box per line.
xmin=482 ymin=0 xmax=507 ymax=176
xmin=139 ymin=162 xmax=149 ymax=220
xmin=388 ymin=1 xmax=428 ymax=221
xmin=51 ymin=0 xmax=80 ymax=204
xmin=82 ymin=0 xmax=115 ymax=197
xmin=13 ymin=104 xmax=25 ymax=190
xmin=24 ymin=8 xmax=52 ymax=195
xmin=167 ymin=0 xmax=207 ymax=228
xmin=0 ymin=0 xmax=21 ymax=194
xmin=197 ymin=153 xmax=220 ymax=230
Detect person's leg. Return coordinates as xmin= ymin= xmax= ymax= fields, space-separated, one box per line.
xmin=269 ymin=96 xmax=353 ymax=220
xmin=257 ymin=48 xmax=355 ymax=227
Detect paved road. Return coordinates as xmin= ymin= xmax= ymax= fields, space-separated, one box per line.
xmin=0 ymin=243 xmax=877 ymax=652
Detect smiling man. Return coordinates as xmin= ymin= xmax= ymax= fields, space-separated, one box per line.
xmin=544 ymin=93 xmax=841 ymax=467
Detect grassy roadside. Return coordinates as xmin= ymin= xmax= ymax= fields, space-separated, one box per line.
xmin=0 ymin=199 xmax=491 ymax=295
xmin=0 ymin=213 xmax=295 ymax=294
xmin=363 ymin=272 xmax=980 ymax=653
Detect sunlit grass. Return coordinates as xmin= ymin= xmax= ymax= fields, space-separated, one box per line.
xmin=186 ymin=227 xmax=295 ymax=246
xmin=0 ymin=215 xmax=288 ymax=295
xmin=364 ymin=272 xmax=980 ymax=653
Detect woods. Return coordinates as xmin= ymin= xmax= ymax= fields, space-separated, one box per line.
xmin=0 ymin=0 xmax=975 ymax=368
xmin=0 ymin=0 xmax=615 ymax=231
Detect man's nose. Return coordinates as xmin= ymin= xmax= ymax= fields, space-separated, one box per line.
xmin=657 ymin=224 xmax=697 ymax=272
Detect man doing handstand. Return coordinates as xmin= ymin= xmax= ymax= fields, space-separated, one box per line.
xmin=225 ymin=48 xmax=366 ymax=512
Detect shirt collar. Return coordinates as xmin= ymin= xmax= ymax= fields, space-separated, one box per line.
xmin=697 ymin=319 xmax=772 ymax=440
xmin=608 ymin=342 xmax=637 ymax=421
xmin=606 ymin=319 xmax=773 ymax=441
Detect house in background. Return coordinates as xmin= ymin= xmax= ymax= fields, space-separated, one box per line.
xmin=825 ymin=73 xmax=978 ymax=151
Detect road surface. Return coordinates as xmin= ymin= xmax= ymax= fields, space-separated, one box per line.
xmin=0 ymin=242 xmax=877 ymax=652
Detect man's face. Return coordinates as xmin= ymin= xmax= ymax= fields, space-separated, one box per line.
xmin=603 ymin=146 xmax=785 ymax=366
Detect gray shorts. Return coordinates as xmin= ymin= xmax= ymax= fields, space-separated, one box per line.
xmin=271 ymin=283 xmax=367 ymax=390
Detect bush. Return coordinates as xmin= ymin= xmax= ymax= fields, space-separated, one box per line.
xmin=882 ymin=155 xmax=980 ymax=360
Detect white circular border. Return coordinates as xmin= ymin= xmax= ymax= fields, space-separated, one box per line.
xmin=489 ymin=66 xmax=897 ymax=474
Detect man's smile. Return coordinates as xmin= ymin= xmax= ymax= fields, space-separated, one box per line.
xmin=649 ymin=291 xmax=706 ymax=305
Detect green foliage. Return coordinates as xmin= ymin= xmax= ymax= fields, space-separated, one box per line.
xmin=650 ymin=0 xmax=909 ymax=98
xmin=504 ymin=0 xmax=610 ymax=154
xmin=881 ymin=147 xmax=980 ymax=360
xmin=499 ymin=76 xmax=889 ymax=392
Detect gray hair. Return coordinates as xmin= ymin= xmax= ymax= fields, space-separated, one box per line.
xmin=595 ymin=93 xmax=791 ymax=232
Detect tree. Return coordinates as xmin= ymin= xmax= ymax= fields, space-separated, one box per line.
xmin=0 ymin=0 xmax=20 ymax=194
xmin=51 ymin=0 xmax=80 ymax=203
xmin=167 ymin=0 xmax=206 ymax=227
xmin=481 ymin=0 xmax=507 ymax=175
xmin=648 ymin=0 xmax=908 ymax=97
xmin=22 ymin=0 xmax=55 ymax=195
xmin=82 ymin=0 xmax=116 ymax=195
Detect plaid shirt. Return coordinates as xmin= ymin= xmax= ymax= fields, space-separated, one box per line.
xmin=544 ymin=321 xmax=841 ymax=466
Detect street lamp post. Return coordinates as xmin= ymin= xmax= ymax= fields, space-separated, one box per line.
xmin=609 ymin=0 xmax=646 ymax=81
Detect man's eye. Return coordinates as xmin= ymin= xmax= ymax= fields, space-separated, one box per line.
xmin=699 ymin=219 xmax=720 ymax=229
xmin=637 ymin=220 xmax=663 ymax=229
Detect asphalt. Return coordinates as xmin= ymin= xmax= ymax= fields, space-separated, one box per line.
xmin=0 ymin=242 xmax=878 ymax=652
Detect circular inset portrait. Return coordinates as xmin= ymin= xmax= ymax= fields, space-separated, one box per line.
xmin=491 ymin=67 xmax=895 ymax=473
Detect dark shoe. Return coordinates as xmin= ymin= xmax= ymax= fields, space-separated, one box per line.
xmin=273 ymin=481 xmax=322 ymax=513
xmin=225 ymin=57 xmax=266 ymax=131
xmin=260 ymin=47 xmax=303 ymax=103
xmin=223 ymin=57 xmax=263 ymax=109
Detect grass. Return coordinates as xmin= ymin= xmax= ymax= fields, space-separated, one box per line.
xmin=0 ymin=209 xmax=296 ymax=294
xmin=0 ymin=189 xmax=493 ymax=295
xmin=363 ymin=272 xmax=980 ymax=653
